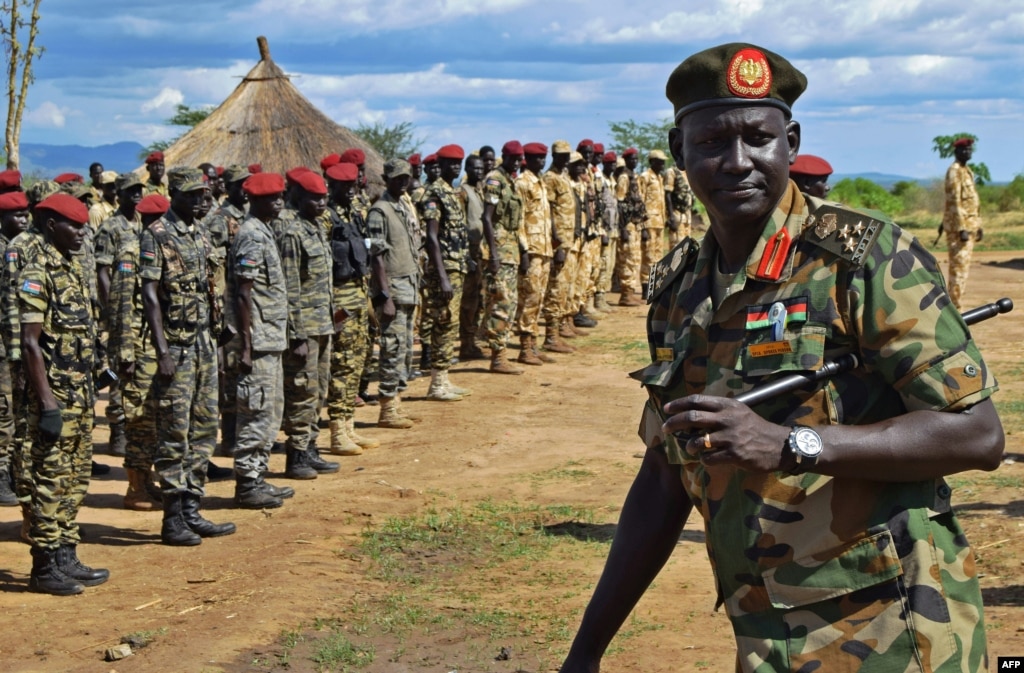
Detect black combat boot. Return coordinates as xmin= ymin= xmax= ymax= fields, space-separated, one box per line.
xmin=234 ymin=476 xmax=283 ymax=509
xmin=205 ymin=461 xmax=233 ymax=482
xmin=180 ymin=493 xmax=236 ymax=537
xmin=217 ymin=412 xmax=237 ymax=458
xmin=573 ymin=311 xmax=597 ymax=328
xmin=0 ymin=465 xmax=17 ymax=506
xmin=57 ymin=544 xmax=109 ymax=586
xmin=29 ymin=546 xmax=84 ymax=596
xmin=161 ymin=493 xmax=202 ymax=546
xmin=259 ymin=476 xmax=295 ymax=499
xmin=306 ymin=439 xmax=340 ymax=474
xmin=285 ymin=447 xmax=318 ymax=480
xmin=108 ymin=421 xmax=127 ymax=457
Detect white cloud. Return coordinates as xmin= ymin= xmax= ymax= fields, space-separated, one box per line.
xmin=140 ymin=87 xmax=184 ymax=114
xmin=237 ymin=0 xmax=537 ymax=32
xmin=25 ymin=101 xmax=70 ymax=128
xmin=902 ymin=54 xmax=951 ymax=75
xmin=833 ymin=57 xmax=872 ymax=84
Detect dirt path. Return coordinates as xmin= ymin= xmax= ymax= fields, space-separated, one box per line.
xmin=0 ymin=250 xmax=1022 ymax=672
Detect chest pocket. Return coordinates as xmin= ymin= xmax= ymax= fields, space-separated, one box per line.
xmin=162 ymin=235 xmax=207 ymax=341
xmin=738 ymin=297 xmax=827 ymax=380
xmin=46 ymin=271 xmax=93 ymax=382
xmin=499 ymin=188 xmax=522 ymax=233
xmin=299 ymin=229 xmax=328 ymax=279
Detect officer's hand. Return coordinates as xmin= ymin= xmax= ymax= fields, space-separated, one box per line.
xmin=668 ymin=214 xmax=678 ymax=231
xmin=959 ymin=229 xmax=971 ymax=242
xmin=640 ymin=228 xmax=651 ymax=242
xmin=117 ymin=360 xmax=135 ymax=380
xmin=380 ymin=297 xmax=396 ymax=325
xmin=601 ymin=234 xmax=609 ymax=247
xmin=553 ymin=248 xmax=567 ymax=268
xmin=291 ymin=339 xmax=308 ymax=360
xmin=518 ymin=252 xmax=530 ymax=275
xmin=239 ymin=348 xmax=253 ymax=375
xmin=157 ymin=351 xmax=176 ymax=381
xmin=488 ymin=257 xmax=500 ymax=276
xmin=620 ymin=228 xmax=630 ymax=243
xmin=440 ymin=277 xmax=454 ymax=302
xmin=977 ymin=228 xmax=984 ymax=242
xmin=662 ymin=394 xmax=792 ymax=473
xmin=39 ymin=407 xmax=63 ymax=443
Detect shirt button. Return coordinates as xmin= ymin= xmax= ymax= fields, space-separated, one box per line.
xmin=963 ymin=364 xmax=978 ymax=377
xmin=937 ymin=484 xmax=952 ymax=499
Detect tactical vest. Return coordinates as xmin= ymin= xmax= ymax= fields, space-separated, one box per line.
xmin=620 ymin=171 xmax=646 ymax=224
xmin=491 ymin=170 xmax=523 ymax=233
xmin=330 ymin=210 xmax=369 ymax=284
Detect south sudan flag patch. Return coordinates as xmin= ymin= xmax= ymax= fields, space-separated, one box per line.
xmin=21 ymin=279 xmax=42 ymax=296
xmin=140 ymin=250 xmax=156 ymax=261
xmin=5 ymin=250 xmax=17 ymax=263
xmin=117 ymin=260 xmax=135 ymax=274
xmin=239 ymin=258 xmax=259 ymax=269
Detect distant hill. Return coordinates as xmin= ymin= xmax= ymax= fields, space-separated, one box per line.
xmin=833 ymin=172 xmax=940 ymax=190
xmin=17 ymin=141 xmax=146 ymax=177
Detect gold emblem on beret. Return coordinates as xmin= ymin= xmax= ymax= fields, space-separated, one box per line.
xmin=814 ymin=213 xmax=837 ymax=239
xmin=727 ymin=48 xmax=772 ymax=99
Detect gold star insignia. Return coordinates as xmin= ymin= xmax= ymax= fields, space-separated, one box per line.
xmin=844 ymin=238 xmax=857 ymax=252
xmin=837 ymin=224 xmax=851 ymax=240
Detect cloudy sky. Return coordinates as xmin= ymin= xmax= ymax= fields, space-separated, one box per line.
xmin=18 ymin=0 xmax=1024 ymax=180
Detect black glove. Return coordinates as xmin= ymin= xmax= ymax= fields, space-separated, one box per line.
xmin=960 ymin=229 xmax=971 ymax=242
xmin=39 ymin=408 xmax=63 ymax=443
xmin=976 ymin=228 xmax=984 ymax=242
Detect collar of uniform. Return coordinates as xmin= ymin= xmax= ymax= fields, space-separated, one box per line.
xmin=742 ymin=180 xmax=806 ymax=284
xmin=242 ymin=213 xmax=275 ymax=237
xmin=163 ymin=207 xmax=193 ymax=235
xmin=41 ymin=238 xmax=70 ymax=269
xmin=222 ymin=202 xmax=246 ymax=219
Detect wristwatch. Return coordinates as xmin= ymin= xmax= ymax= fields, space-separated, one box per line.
xmin=786 ymin=426 xmax=823 ymax=474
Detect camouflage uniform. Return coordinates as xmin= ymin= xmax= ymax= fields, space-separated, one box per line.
xmin=420 ymin=180 xmax=468 ymax=371
xmin=143 ymin=178 xmax=168 ymax=198
xmin=514 ymin=170 xmax=552 ymax=338
xmin=635 ymin=182 xmax=994 ymax=672
xmin=227 ymin=214 xmax=287 ymax=480
xmin=0 ymin=234 xmax=16 ymax=494
xmin=542 ymin=168 xmax=578 ymax=325
xmin=205 ymin=200 xmax=246 ymax=307
xmin=18 ymin=240 xmax=96 ymax=550
xmin=368 ymin=192 xmax=420 ymax=397
xmin=480 ymin=166 xmax=524 ymax=351
xmin=459 ymin=182 xmax=485 ymax=351
xmin=274 ymin=209 xmax=334 ymax=454
xmin=614 ymin=170 xmax=644 ymax=295
xmin=942 ymin=161 xmax=981 ymax=309
xmin=593 ymin=170 xmax=619 ymax=300
xmin=569 ymin=175 xmax=599 ymax=315
xmin=664 ymin=165 xmax=695 ymax=246
xmin=637 ymin=166 xmax=667 ymax=283
xmin=139 ymin=210 xmax=218 ymax=495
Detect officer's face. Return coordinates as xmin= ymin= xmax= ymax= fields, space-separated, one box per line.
xmin=579 ymin=146 xmax=594 ymax=164
xmin=674 ymin=105 xmax=798 ymax=232
xmin=525 ymin=155 xmax=546 ymax=174
xmin=501 ymin=152 xmax=522 ymax=173
xmin=426 ymin=163 xmax=441 ymax=181
xmin=331 ymin=180 xmax=356 ymax=205
xmin=119 ymin=185 xmax=144 ymax=207
xmin=570 ymin=162 xmax=586 ymax=180
xmin=102 ymin=183 xmax=117 ymax=202
xmin=148 ymin=161 xmax=165 ymax=182
xmin=481 ymin=151 xmax=496 ymax=174
xmin=47 ymin=217 xmax=87 ymax=255
xmin=249 ymin=192 xmax=284 ymax=221
xmin=197 ymin=190 xmax=215 ymax=219
xmin=955 ymin=145 xmax=973 ymax=163
xmin=1 ymin=209 xmax=29 ymax=237
xmin=439 ymin=158 xmax=462 ymax=183
xmin=171 ymin=188 xmax=206 ymax=223
xmin=465 ymin=158 xmax=485 ymax=184
xmin=650 ymin=158 xmax=665 ymax=174
xmin=298 ymin=190 xmax=327 ymax=220
xmin=385 ymin=175 xmax=409 ymax=199
xmin=624 ymin=155 xmax=638 ymax=170
xmin=794 ymin=174 xmax=830 ymax=198
xmin=227 ymin=180 xmax=248 ymax=205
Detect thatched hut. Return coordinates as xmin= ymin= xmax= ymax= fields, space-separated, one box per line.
xmin=158 ymin=36 xmax=383 ymax=184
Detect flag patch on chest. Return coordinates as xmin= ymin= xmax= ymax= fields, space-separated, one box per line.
xmin=746 ymin=298 xmax=807 ymax=330
xmin=5 ymin=250 xmax=17 ymax=263
xmin=20 ymin=279 xmax=41 ymax=295
xmin=117 ymin=260 xmax=135 ymax=274
xmin=140 ymin=250 xmax=156 ymax=261
xmin=239 ymin=258 xmax=259 ymax=269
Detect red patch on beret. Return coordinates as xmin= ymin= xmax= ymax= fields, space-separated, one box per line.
xmin=136 ymin=194 xmax=170 ymax=215
xmin=437 ymin=144 xmax=465 ymax=160
xmin=325 ymin=163 xmax=359 ymax=182
xmin=294 ymin=170 xmax=327 ymax=195
xmin=248 ymin=163 xmax=263 ymax=174
xmin=36 ymin=193 xmax=89 ymax=224
xmin=622 ymin=147 xmax=638 ymax=157
xmin=0 ymin=191 xmax=29 ymax=211
xmin=243 ymin=172 xmax=286 ymax=196
xmin=145 ymin=151 xmax=164 ymax=164
xmin=790 ymin=154 xmax=833 ymax=177
xmin=340 ymin=149 xmax=366 ymax=166
xmin=54 ymin=173 xmax=84 ymax=184
xmin=501 ymin=140 xmax=524 ymax=156
xmin=522 ymin=142 xmax=548 ymax=156
xmin=727 ymin=47 xmax=773 ymax=100
xmin=407 ymin=153 xmax=421 ymax=167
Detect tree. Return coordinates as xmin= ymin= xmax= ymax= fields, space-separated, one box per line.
xmin=138 ymin=103 xmax=213 ymax=160
xmin=607 ymin=118 xmax=673 ymax=157
xmin=353 ymin=121 xmax=422 ymax=160
xmin=2 ymin=0 xmax=43 ymax=170
xmin=931 ymin=133 xmax=991 ymax=186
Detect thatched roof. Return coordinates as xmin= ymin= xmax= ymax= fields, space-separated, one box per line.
xmin=156 ymin=36 xmax=383 ymax=185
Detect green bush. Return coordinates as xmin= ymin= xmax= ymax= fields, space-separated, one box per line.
xmin=829 ymin=178 xmax=904 ymax=215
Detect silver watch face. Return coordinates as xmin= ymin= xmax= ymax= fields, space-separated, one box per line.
xmin=792 ymin=427 xmax=823 ymax=458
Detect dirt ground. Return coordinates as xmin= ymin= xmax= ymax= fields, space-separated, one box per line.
xmin=1 ymin=250 xmax=1023 ymax=673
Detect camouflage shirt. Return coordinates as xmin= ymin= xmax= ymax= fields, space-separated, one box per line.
xmin=227 ymin=215 xmax=287 ymax=352
xmin=635 ymin=182 xmax=995 ymax=671
xmin=2 ymin=227 xmax=46 ymax=361
xmin=637 ymin=167 xmax=666 ymax=229
xmin=515 ymin=170 xmax=552 ymax=258
xmin=942 ymin=161 xmax=981 ymax=233
xmin=107 ymin=229 xmax=146 ymax=364
xmin=481 ymin=166 xmax=524 ymax=264
xmin=542 ymin=168 xmax=576 ymax=243
xmin=94 ymin=211 xmax=142 ymax=269
xmin=274 ymin=211 xmax=334 ymax=341
xmin=419 ymin=179 xmax=468 ymax=274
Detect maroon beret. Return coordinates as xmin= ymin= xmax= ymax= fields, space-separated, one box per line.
xmin=522 ymin=142 xmax=548 ymax=156
xmin=622 ymin=147 xmax=638 ymax=157
xmin=602 ymin=151 xmax=617 ymax=163
xmin=953 ymin=137 xmax=974 ymax=148
xmin=408 ymin=153 xmax=421 ymax=167
xmin=285 ymin=166 xmax=314 ymax=184
xmin=0 ymin=170 xmax=22 ymax=190
xmin=576 ymin=139 xmax=594 ymax=150
xmin=339 ymin=148 xmax=366 ymax=166
xmin=242 ymin=172 xmax=286 ymax=196
xmin=501 ymin=140 xmax=524 ymax=156
xmin=36 ymin=193 xmax=89 ymax=224
xmin=320 ymin=153 xmax=342 ymax=170
xmin=54 ymin=172 xmax=84 ymax=185
xmin=437 ymin=144 xmax=465 ymax=160
xmin=247 ymin=163 xmax=263 ymax=174
xmin=216 ymin=166 xmax=225 ymax=177
xmin=294 ymin=170 xmax=327 ymax=195
xmin=423 ymin=154 xmax=437 ymax=164
xmin=136 ymin=194 xmax=170 ymax=216
xmin=0 ymin=191 xmax=29 ymax=211
xmin=325 ymin=163 xmax=359 ymax=182
xmin=593 ymin=143 xmax=604 ymax=154
xmin=790 ymin=154 xmax=833 ymax=177
xmin=145 ymin=151 xmax=164 ymax=164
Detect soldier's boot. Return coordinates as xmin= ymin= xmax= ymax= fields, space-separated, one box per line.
xmin=205 ymin=461 xmax=234 ymax=482
xmin=285 ymin=447 xmax=318 ymax=480
xmin=394 ymin=396 xmax=422 ymax=423
xmin=56 ymin=544 xmax=110 ymax=586
xmin=543 ymin=327 xmax=575 ymax=354
xmin=91 ymin=461 xmax=110 ymax=476
xmin=517 ymin=335 xmax=543 ymax=366
xmin=442 ymin=371 xmax=473 ymax=397
xmin=305 ymin=440 xmax=340 ymax=474
xmin=29 ymin=547 xmax=84 ymax=596
xmin=107 ymin=421 xmax=127 ymax=457
xmin=181 ymin=493 xmax=236 ymax=538
xmin=217 ymin=412 xmax=237 ymax=458
xmin=531 ymin=335 xmax=557 ymax=363
xmin=574 ymin=311 xmax=598 ymax=328
xmin=123 ymin=467 xmax=160 ymax=511
xmin=558 ymin=317 xmax=578 ymax=339
xmin=427 ymin=370 xmax=463 ymax=401
xmin=419 ymin=344 xmax=432 ymax=372
xmin=378 ymin=396 xmax=415 ymax=429
xmin=358 ymin=384 xmax=379 ymax=406
xmin=594 ymin=292 xmax=614 ymax=313
xmin=458 ymin=340 xmax=486 ymax=361
xmin=259 ymin=477 xmax=295 ymax=499
xmin=0 ymin=465 xmax=17 ymax=506
xmin=346 ymin=418 xmax=381 ymax=449
xmin=490 ymin=349 xmax=523 ymax=375
xmin=20 ymin=503 xmax=31 ymax=544
xmin=144 ymin=467 xmax=163 ymax=501
xmin=618 ymin=287 xmax=643 ymax=307
xmin=160 ymin=494 xmax=202 ymax=546
xmin=584 ymin=296 xmax=607 ymax=319
xmin=234 ymin=476 xmax=284 ymax=510
xmin=328 ymin=420 xmax=363 ymax=455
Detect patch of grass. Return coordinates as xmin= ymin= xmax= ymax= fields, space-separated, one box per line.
xmin=120 ymin=627 xmax=168 ymax=649
xmin=529 ymin=459 xmax=598 ymax=485
xmin=995 ymin=397 xmax=1024 ymax=435
xmin=583 ymin=335 xmax=651 ymax=368
xmin=310 ymin=632 xmax=374 ymax=672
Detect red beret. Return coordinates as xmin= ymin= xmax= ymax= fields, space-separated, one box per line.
xmin=54 ymin=173 xmax=84 ymax=184
xmin=247 ymin=163 xmax=263 ymax=174
xmin=145 ymin=151 xmax=164 ymax=164
xmin=423 ymin=154 xmax=437 ymax=164
xmin=437 ymin=144 xmax=465 ymax=160
xmin=576 ymin=139 xmax=594 ymax=150
xmin=0 ymin=170 xmax=22 ymax=189
xmin=36 ymin=193 xmax=89 ymax=224
xmin=293 ymin=170 xmax=327 ymax=195
xmin=622 ymin=147 xmax=638 ymax=157
xmin=285 ymin=166 xmax=313 ymax=184
xmin=325 ymin=162 xmax=359 ymax=182
xmin=953 ymin=137 xmax=974 ymax=148
xmin=501 ymin=140 xmax=524 ymax=156
xmin=216 ymin=166 xmax=225 ymax=177
xmin=242 ymin=172 xmax=286 ymax=196
xmin=602 ymin=151 xmax=617 ymax=163
xmin=320 ymin=153 xmax=341 ymax=170
xmin=407 ymin=153 xmax=421 ymax=167
xmin=136 ymin=194 xmax=170 ymax=216
xmin=0 ymin=191 xmax=29 ymax=211
xmin=339 ymin=148 xmax=366 ymax=166
xmin=790 ymin=154 xmax=833 ymax=177
xmin=523 ymin=142 xmax=548 ymax=156
xmin=593 ymin=143 xmax=604 ymax=154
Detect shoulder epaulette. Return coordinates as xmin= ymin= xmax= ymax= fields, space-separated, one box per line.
xmin=800 ymin=197 xmax=889 ymax=267
xmin=647 ymin=236 xmax=699 ymax=304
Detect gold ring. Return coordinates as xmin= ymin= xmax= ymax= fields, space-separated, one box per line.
xmin=702 ymin=432 xmax=712 ymax=450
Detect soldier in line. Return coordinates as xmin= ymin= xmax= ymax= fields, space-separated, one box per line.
xmin=458 ymin=154 xmax=487 ymax=362
xmin=140 ymin=168 xmax=235 ymax=544
xmin=514 ymin=143 xmax=557 ymax=366
xmin=0 ymin=190 xmax=27 ymax=506
xmin=18 ymin=193 xmax=108 ymax=595
xmin=636 ymin=149 xmax=672 ymax=296
xmin=663 ymin=159 xmax=695 ymax=245
xmin=942 ymin=137 xmax=983 ymax=310
xmin=614 ymin=148 xmax=645 ymax=306
xmin=541 ymin=141 xmax=580 ymax=349
xmin=87 ymin=171 xmax=118 ymax=230
xmin=593 ymin=150 xmax=619 ymax=314
xmin=143 ymin=152 xmax=168 ymax=197
xmin=789 ymin=153 xmax=833 ymax=198
xmin=416 ymin=152 xmax=440 ymax=373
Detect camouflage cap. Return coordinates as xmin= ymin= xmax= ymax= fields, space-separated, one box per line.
xmin=97 ymin=170 xmax=118 ymax=185
xmin=168 ymin=167 xmax=208 ymax=193
xmin=223 ymin=164 xmax=251 ymax=184
xmin=115 ymin=172 xmax=144 ymax=192
xmin=383 ymin=158 xmax=412 ymax=179
xmin=552 ymin=139 xmax=572 ymax=154
xmin=26 ymin=179 xmax=60 ymax=205
xmin=666 ymin=43 xmax=807 ymax=122
xmin=649 ymin=149 xmax=668 ymax=161
xmin=61 ymin=181 xmax=93 ymax=200
xmin=569 ymin=151 xmax=585 ymax=164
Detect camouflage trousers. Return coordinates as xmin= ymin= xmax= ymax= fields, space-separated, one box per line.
xmin=571 ymin=237 xmax=602 ymax=312
xmin=597 ymin=237 xmax=617 ymax=294
xmin=422 ymin=269 xmax=464 ymax=371
xmin=104 ymin=381 xmax=125 ymax=427
xmin=26 ymin=392 xmax=93 ymax=550
xmin=459 ymin=255 xmax=484 ymax=347
xmin=615 ymin=223 xmax=642 ymax=293
xmin=327 ymin=280 xmax=369 ymax=421
xmin=10 ymin=363 xmax=33 ymax=504
xmin=668 ymin=209 xmax=691 ymax=247
xmin=481 ymin=263 xmax=520 ymax=352
xmin=377 ymin=303 xmax=416 ymax=398
xmin=234 ymin=350 xmax=284 ymax=480
xmin=120 ymin=347 xmax=159 ymax=472
xmin=945 ymin=225 xmax=977 ymax=310
xmin=545 ymin=244 xmax=579 ymax=322
xmin=515 ymin=255 xmax=551 ymax=337
xmin=0 ymin=359 xmax=14 ymax=472
xmin=639 ymin=226 xmax=665 ymax=285
xmin=282 ymin=333 xmax=331 ymax=453
xmin=152 ymin=333 xmax=218 ymax=496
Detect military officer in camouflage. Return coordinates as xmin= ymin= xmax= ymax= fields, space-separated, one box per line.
xmin=942 ymin=138 xmax=982 ymax=309
xmin=560 ymin=43 xmax=1004 ymax=673
xmin=0 ymin=190 xmax=28 ymax=507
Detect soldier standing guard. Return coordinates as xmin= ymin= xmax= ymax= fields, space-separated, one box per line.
xmin=942 ymin=137 xmax=983 ymax=309
xmin=18 ymin=194 xmax=108 ymax=595
xmin=663 ymin=161 xmax=695 ymax=245
xmin=0 ymin=190 xmax=27 ymax=506
xmin=140 ymin=168 xmax=235 ymax=544
xmin=614 ymin=148 xmax=645 ymax=306
xmin=514 ymin=143 xmax=556 ymax=365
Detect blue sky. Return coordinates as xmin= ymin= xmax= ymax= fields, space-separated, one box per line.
xmin=18 ymin=0 xmax=1024 ymax=181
